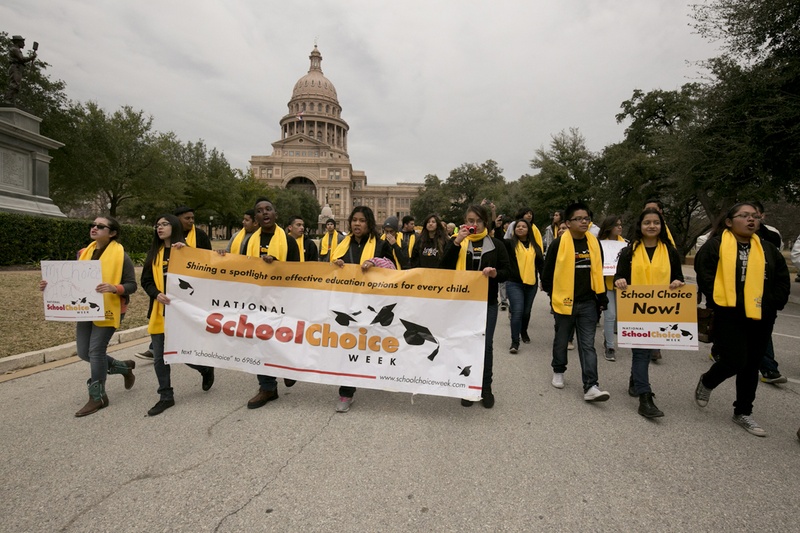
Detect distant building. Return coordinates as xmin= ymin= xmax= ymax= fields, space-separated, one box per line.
xmin=250 ymin=46 xmax=420 ymax=231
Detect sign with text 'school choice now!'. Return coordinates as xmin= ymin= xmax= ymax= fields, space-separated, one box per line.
xmin=40 ymin=260 xmax=106 ymax=321
xmin=164 ymin=247 xmax=488 ymax=400
xmin=616 ymin=285 xmax=698 ymax=350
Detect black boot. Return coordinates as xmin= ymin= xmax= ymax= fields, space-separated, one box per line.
xmin=638 ymin=392 xmax=664 ymax=418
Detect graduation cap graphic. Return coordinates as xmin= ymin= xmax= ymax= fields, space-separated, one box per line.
xmin=458 ymin=365 xmax=472 ymax=377
xmin=369 ymin=304 xmax=396 ymax=326
xmin=332 ymin=309 xmax=362 ymax=326
xmin=399 ymin=319 xmax=440 ymax=360
xmin=660 ymin=323 xmax=694 ymax=340
xmin=178 ymin=278 xmax=194 ymax=295
xmin=71 ymin=297 xmax=86 ymax=305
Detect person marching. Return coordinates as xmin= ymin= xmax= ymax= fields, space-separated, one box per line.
xmin=398 ymin=215 xmax=417 ymax=269
xmin=380 ymin=216 xmax=409 ymax=270
xmin=141 ymin=214 xmax=215 ymax=416
xmin=598 ymin=215 xmax=627 ymax=362
xmin=286 ymin=215 xmax=319 ymax=262
xmin=693 ymin=202 xmax=790 ymax=437
xmin=503 ymin=218 xmax=543 ymax=353
xmin=318 ymin=218 xmax=343 ymax=262
xmin=411 ymin=213 xmax=448 ymax=269
xmin=226 ymin=209 xmax=259 ymax=255
xmin=614 ymin=208 xmax=684 ymax=418
xmin=245 ymin=197 xmax=301 ymax=409
xmin=39 ymin=216 xmax=137 ymax=417
xmin=331 ymin=206 xmax=399 ymax=412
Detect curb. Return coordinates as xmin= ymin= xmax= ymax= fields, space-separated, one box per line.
xmin=0 ymin=325 xmax=150 ymax=375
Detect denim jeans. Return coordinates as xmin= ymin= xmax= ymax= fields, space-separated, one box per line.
xmin=506 ymin=282 xmax=537 ymax=344
xmin=551 ymin=300 xmax=600 ymax=392
xmin=759 ymin=337 xmax=779 ymax=374
xmin=259 ymin=374 xmax=278 ymax=392
xmin=75 ymin=321 xmax=117 ymax=384
xmin=603 ymin=289 xmax=616 ymax=350
xmin=498 ymin=282 xmax=508 ymax=304
xmin=152 ymin=333 xmax=210 ymax=400
xmin=630 ymin=348 xmax=652 ymax=394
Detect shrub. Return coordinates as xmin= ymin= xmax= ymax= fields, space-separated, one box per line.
xmin=0 ymin=212 xmax=152 ymax=266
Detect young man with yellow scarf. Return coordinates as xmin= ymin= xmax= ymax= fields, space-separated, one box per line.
xmin=614 ymin=209 xmax=684 ymax=418
xmin=246 ymin=197 xmax=301 ymax=409
xmin=226 ymin=209 xmax=259 ymax=255
xmin=318 ymin=218 xmax=343 ymax=262
xmin=541 ymin=202 xmax=610 ymax=402
xmin=287 ymin=215 xmax=318 ymax=262
xmin=174 ymin=206 xmax=212 ymax=250
xmin=694 ymin=203 xmax=790 ymax=437
xmin=441 ymin=204 xmax=510 ymax=409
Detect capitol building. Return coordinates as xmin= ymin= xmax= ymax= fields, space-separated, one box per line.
xmin=250 ymin=46 xmax=420 ymax=231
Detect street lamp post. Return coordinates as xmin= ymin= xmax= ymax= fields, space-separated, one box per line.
xmin=209 ymin=216 xmax=214 ymax=240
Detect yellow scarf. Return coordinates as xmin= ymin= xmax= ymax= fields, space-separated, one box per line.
xmin=531 ymin=225 xmax=543 ymax=251
xmin=246 ymin=226 xmax=289 ymax=260
xmin=380 ymin=234 xmax=403 ymax=271
xmin=551 ymin=231 xmax=604 ymax=315
xmin=229 ymin=228 xmax=247 ymax=255
xmin=79 ymin=240 xmax=124 ymax=328
xmin=332 ymin=234 xmax=378 ymax=264
xmin=320 ymin=231 xmax=341 ymax=261
xmin=399 ymin=233 xmax=416 ymax=259
xmin=604 ymin=235 xmax=627 ymax=290
xmin=296 ymin=235 xmax=306 ymax=263
xmin=455 ymin=229 xmax=490 ymax=271
xmin=631 ymin=240 xmax=671 ymax=285
xmin=148 ymin=246 xmax=166 ymax=335
xmin=185 ymin=225 xmax=197 ymax=247
xmin=665 ymin=224 xmax=675 ymax=246
xmin=713 ymin=230 xmax=765 ymax=319
xmin=515 ymin=240 xmax=536 ymax=285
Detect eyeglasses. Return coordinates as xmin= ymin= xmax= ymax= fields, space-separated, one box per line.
xmin=153 ymin=222 xmax=171 ymax=229
xmin=732 ymin=213 xmax=762 ymax=220
xmin=569 ymin=217 xmax=592 ymax=223
xmin=89 ymin=223 xmax=109 ymax=230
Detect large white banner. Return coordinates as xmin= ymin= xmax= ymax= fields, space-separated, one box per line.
xmin=165 ymin=247 xmax=489 ymax=399
xmin=41 ymin=260 xmax=105 ymax=321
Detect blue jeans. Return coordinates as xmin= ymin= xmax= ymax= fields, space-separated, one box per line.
xmin=603 ymin=289 xmax=616 ymax=349
xmin=552 ymin=300 xmax=600 ymax=392
xmin=259 ymin=374 xmax=278 ymax=392
xmin=631 ymin=348 xmax=653 ymax=394
xmin=507 ymin=282 xmax=537 ymax=343
xmin=75 ymin=321 xmax=117 ymax=384
xmin=759 ymin=337 xmax=779 ymax=375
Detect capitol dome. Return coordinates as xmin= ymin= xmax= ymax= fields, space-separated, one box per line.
xmin=292 ymin=46 xmax=338 ymax=104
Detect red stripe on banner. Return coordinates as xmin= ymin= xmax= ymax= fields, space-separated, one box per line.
xmin=164 ymin=351 xmax=178 ymax=355
xmin=263 ymin=363 xmax=376 ymax=380
xmin=468 ymin=385 xmax=483 ymax=390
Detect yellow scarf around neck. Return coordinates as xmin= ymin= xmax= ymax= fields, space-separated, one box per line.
xmin=551 ymin=231 xmax=604 ymax=315
xmin=295 ymin=235 xmax=305 ymax=262
xmin=713 ymin=230 xmax=765 ymax=319
xmin=320 ymin=231 xmax=341 ymax=261
xmin=332 ymin=234 xmax=377 ymax=264
xmin=380 ymin=234 xmax=403 ymax=271
xmin=631 ymin=240 xmax=671 ymax=285
xmin=515 ymin=240 xmax=536 ymax=285
xmin=79 ymin=240 xmax=124 ymax=328
xmin=229 ymin=228 xmax=247 ymax=255
xmin=185 ymin=225 xmax=197 ymax=247
xmin=246 ymin=226 xmax=289 ymax=260
xmin=455 ymin=229 xmax=490 ymax=271
xmin=665 ymin=224 xmax=675 ymax=246
xmin=531 ymin=225 xmax=543 ymax=251
xmin=148 ymin=246 xmax=166 ymax=335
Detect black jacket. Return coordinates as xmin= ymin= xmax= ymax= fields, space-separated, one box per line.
xmin=541 ymin=235 xmax=609 ymax=310
xmin=694 ymin=234 xmax=790 ymax=318
xmin=441 ymin=235 xmax=510 ymax=304
xmin=503 ymin=238 xmax=543 ymax=286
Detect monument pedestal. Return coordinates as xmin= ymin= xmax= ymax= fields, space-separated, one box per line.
xmin=0 ymin=106 xmax=65 ymax=217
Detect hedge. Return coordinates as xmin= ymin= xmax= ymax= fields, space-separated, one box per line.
xmin=0 ymin=212 xmax=153 ymax=266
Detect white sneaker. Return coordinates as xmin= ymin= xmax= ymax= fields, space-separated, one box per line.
xmin=584 ymin=385 xmax=610 ymax=402
xmin=335 ymin=396 xmax=354 ymax=413
xmin=732 ymin=414 xmax=767 ymax=437
xmin=551 ymin=373 xmax=565 ymax=389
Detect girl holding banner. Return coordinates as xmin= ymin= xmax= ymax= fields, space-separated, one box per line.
xmin=614 ymin=208 xmax=684 ymax=419
xmin=39 ymin=216 xmax=138 ymax=417
xmin=693 ymin=203 xmax=790 ymax=437
xmin=141 ymin=215 xmax=215 ymax=416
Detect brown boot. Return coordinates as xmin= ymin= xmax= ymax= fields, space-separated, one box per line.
xmin=75 ymin=381 xmax=108 ymax=417
xmin=108 ymin=359 xmax=136 ymax=390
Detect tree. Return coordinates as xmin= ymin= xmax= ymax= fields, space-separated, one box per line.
xmin=410 ymin=174 xmax=450 ymax=222
xmin=443 ymin=160 xmax=506 ymax=221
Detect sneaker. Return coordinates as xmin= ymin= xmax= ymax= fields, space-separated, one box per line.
xmin=521 ymin=333 xmax=531 ymax=344
xmin=695 ymin=375 xmax=712 ymax=407
xmin=732 ymin=414 xmax=767 ymax=437
xmin=551 ymin=373 xmax=565 ymax=389
xmin=584 ymin=385 xmax=610 ymax=402
xmin=651 ymin=349 xmax=662 ymax=362
xmin=760 ymin=370 xmax=787 ymax=384
xmin=604 ymin=347 xmax=616 ymax=362
xmin=135 ymin=350 xmax=154 ymax=360
xmin=567 ymin=342 xmax=575 ymax=351
xmin=509 ymin=343 xmax=519 ymax=354
xmin=335 ymin=396 xmax=354 ymax=413
xmin=147 ymin=399 xmax=175 ymax=416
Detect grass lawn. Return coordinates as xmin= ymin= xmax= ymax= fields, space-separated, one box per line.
xmin=0 ymin=268 xmax=150 ymax=358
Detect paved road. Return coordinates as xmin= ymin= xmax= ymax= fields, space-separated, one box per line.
xmin=1 ymin=280 xmax=798 ymax=532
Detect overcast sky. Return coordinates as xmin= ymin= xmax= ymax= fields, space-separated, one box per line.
xmin=4 ymin=0 xmax=719 ymax=185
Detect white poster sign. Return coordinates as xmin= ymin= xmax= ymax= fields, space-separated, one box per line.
xmin=41 ymin=260 xmax=105 ymax=321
